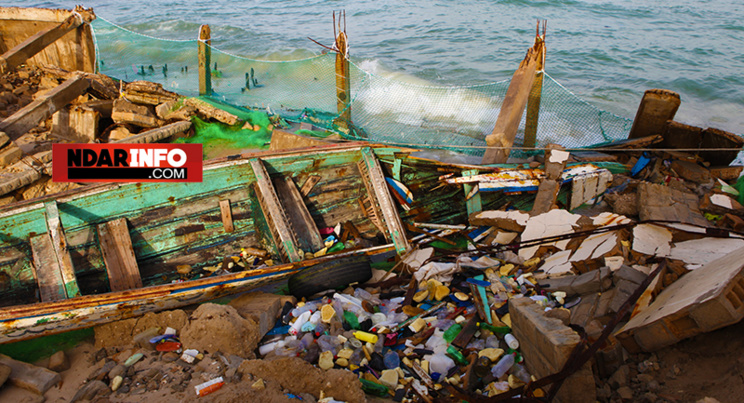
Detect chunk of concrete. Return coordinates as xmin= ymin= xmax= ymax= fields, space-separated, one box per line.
xmin=112 ymin=98 xmax=161 ymax=128
xmin=510 ymin=297 xmax=595 ymax=403
xmin=519 ymin=209 xmax=583 ymax=261
xmin=469 ymin=210 xmax=529 ymax=232
xmin=637 ymin=182 xmax=709 ymax=227
xmin=48 ymin=350 xmax=69 ymax=372
xmin=617 ymin=246 xmax=744 ymax=352
xmin=632 ymin=224 xmax=672 ymax=257
xmin=668 ymin=237 xmax=744 ymax=270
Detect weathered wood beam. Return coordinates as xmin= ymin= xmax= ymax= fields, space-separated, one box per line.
xmin=45 ymin=201 xmax=81 ymax=298
xmin=0 ymin=11 xmax=85 ymax=74
xmin=98 ymin=218 xmax=143 ymax=292
xmin=482 ymin=37 xmax=544 ymax=165
xmin=523 ymin=21 xmax=547 ymax=148
xmin=0 ymin=75 xmax=90 ymax=146
xmin=334 ymin=30 xmax=351 ymax=131
xmin=198 ymin=25 xmax=212 ymax=96
xmin=112 ymin=120 xmax=192 ymax=144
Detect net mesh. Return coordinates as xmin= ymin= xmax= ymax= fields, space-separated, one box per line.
xmin=92 ymin=17 xmax=633 ymax=157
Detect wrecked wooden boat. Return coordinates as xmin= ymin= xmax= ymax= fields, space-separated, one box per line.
xmin=0 ymin=143 xmax=410 ymax=344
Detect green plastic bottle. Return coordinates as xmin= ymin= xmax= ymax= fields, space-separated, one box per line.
xmin=343 ymin=311 xmax=360 ymax=330
xmin=446 ymin=345 xmax=468 ymax=365
xmin=443 ymin=323 xmax=462 ymax=343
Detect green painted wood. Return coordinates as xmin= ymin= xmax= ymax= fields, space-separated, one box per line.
xmin=462 ymin=169 xmax=482 ymax=216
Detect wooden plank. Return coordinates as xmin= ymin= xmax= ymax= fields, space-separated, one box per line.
xmin=112 ymin=120 xmax=192 ymax=144
xmin=198 ymin=24 xmax=211 ymax=96
xmin=0 ymin=75 xmax=90 ymax=144
xmin=269 ymin=129 xmax=340 ymax=151
xmin=45 ymin=201 xmax=80 ymax=298
xmin=359 ymin=147 xmax=410 ymax=254
xmin=0 ymin=353 xmax=60 ymax=395
xmin=462 ymin=169 xmax=482 ymax=216
xmin=334 ymin=18 xmax=351 ymax=131
xmin=97 ymin=218 xmax=143 ymax=292
xmin=273 ymin=175 xmax=324 ymax=253
xmin=523 ymin=22 xmax=546 ymax=148
xmin=299 ymin=175 xmax=321 ymax=196
xmin=220 ymin=199 xmax=234 ymax=233
xmin=628 ymin=89 xmax=680 ymax=140
xmin=250 ymin=158 xmax=303 ymax=262
xmin=0 ymin=11 xmax=86 ymax=74
xmin=29 ymin=234 xmax=66 ymax=302
xmin=482 ymin=37 xmax=543 ymax=164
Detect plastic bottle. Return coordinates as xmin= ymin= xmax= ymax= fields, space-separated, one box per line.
xmin=343 ymin=311 xmax=360 ymax=330
xmin=291 ymin=301 xmax=319 ymax=318
xmin=491 ymin=353 xmax=515 ymax=379
xmin=383 ymin=350 xmax=400 ymax=369
xmin=511 ymin=363 xmax=531 ymax=383
xmin=443 ymin=323 xmax=462 ymax=343
xmin=504 ymin=333 xmax=519 ymax=349
xmin=353 ymin=330 xmax=378 ymax=344
xmin=446 ymin=345 xmax=468 ymax=365
xmin=485 ymin=335 xmax=500 ymax=349
xmin=289 ymin=310 xmax=311 ymax=336
xmin=429 ymin=353 xmax=456 ymax=375
xmin=195 ymin=377 xmax=224 ymax=397
xmin=317 ymin=334 xmax=340 ymax=354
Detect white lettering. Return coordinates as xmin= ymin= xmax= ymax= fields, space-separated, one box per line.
xmin=154 ymin=149 xmax=168 ymax=166
xmin=167 ymin=149 xmax=187 ymax=167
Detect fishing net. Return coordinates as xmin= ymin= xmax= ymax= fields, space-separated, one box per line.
xmin=92 ymin=17 xmax=632 ymax=158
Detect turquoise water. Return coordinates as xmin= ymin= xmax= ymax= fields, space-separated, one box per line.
xmin=11 ymin=0 xmax=744 ymax=136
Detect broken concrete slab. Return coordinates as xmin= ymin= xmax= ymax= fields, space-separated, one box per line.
xmin=632 ymin=224 xmax=672 ymax=257
xmin=469 ymin=209 xmax=529 ymax=232
xmin=670 ymin=159 xmax=712 ymax=184
xmin=617 ymin=246 xmax=744 ymax=352
xmin=569 ymin=231 xmax=620 ymax=264
xmin=519 ymin=209 xmax=583 ymax=261
xmin=0 ymin=353 xmax=61 ymax=394
xmin=228 ymin=292 xmax=296 ymax=338
xmin=668 ymin=237 xmax=744 ymax=270
xmin=638 ymin=182 xmax=709 ymax=227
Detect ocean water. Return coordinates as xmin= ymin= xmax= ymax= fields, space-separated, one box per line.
xmin=9 ymin=0 xmax=744 ymax=137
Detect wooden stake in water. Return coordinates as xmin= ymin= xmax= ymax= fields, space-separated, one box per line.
xmin=524 ymin=20 xmax=547 ymax=149
xmin=334 ymin=11 xmax=351 ymax=132
xmin=198 ymin=24 xmax=212 ymax=96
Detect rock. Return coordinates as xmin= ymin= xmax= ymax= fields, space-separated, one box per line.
xmin=161 ymin=352 xmax=179 ymax=362
xmin=48 ymin=350 xmax=70 ymax=372
xmin=608 ymin=364 xmax=630 ymax=389
xmin=0 ymin=363 xmax=11 ymax=387
xmin=71 ymin=380 xmax=110 ymax=403
xmin=108 ymin=364 xmax=126 ymax=380
xmin=318 ymin=351 xmax=334 ymax=370
xmin=642 ymin=392 xmax=658 ymax=403
xmin=617 ymin=386 xmax=634 ymax=401
xmin=111 ymin=375 xmax=123 ymax=391
xmin=596 ymin=382 xmax=612 ymax=401
xmin=544 ymin=307 xmax=571 ymax=326
xmin=228 ymin=292 xmax=294 ymax=338
xmin=89 ymin=360 xmax=116 ymax=381
xmin=180 ymin=303 xmax=260 ymax=358
xmin=647 ymin=380 xmax=660 ymax=392
xmin=112 ymin=98 xmax=161 ymax=128
xmin=252 ymin=378 xmax=265 ymax=390
xmin=379 ymin=369 xmax=399 ymax=389
xmin=0 ymin=354 xmax=60 ymax=395
xmin=696 ymin=398 xmax=722 ymax=403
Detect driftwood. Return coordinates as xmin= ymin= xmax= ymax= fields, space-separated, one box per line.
xmin=124 ymin=80 xmax=180 ymax=105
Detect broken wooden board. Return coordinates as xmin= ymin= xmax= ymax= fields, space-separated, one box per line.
xmin=112 ymin=120 xmax=192 ymax=144
xmin=219 ymin=200 xmax=234 ymax=233
xmin=29 ymin=233 xmax=67 ymax=302
xmin=570 ymin=169 xmax=612 ymax=210
xmin=123 ymin=80 xmax=180 ymax=105
xmin=0 ymin=353 xmax=60 ymax=395
xmin=617 ymin=246 xmax=744 ymax=352
xmin=45 ymin=201 xmax=80 ymax=298
xmin=272 ymin=175 xmax=324 ymax=253
xmin=628 ymin=89 xmax=680 ymax=139
xmin=482 ymin=38 xmax=542 ymax=164
xmin=184 ymin=98 xmax=240 ymax=126
xmin=97 ymin=218 xmax=143 ymax=292
xmin=270 ymin=129 xmax=342 ymax=151
xmin=0 ymin=74 xmax=90 ymax=144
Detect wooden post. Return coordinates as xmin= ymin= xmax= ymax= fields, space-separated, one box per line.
xmin=482 ymin=29 xmax=545 ymax=165
xmin=524 ymin=22 xmax=547 ymax=148
xmin=334 ymin=31 xmax=351 ymax=131
xmin=198 ymin=25 xmax=212 ymax=96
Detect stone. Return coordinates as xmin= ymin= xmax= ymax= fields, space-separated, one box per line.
xmin=608 ymin=364 xmax=629 ymax=388
xmin=108 ymin=364 xmax=127 ymax=380
xmin=571 ymin=267 xmax=612 ymax=295
xmin=180 ymin=303 xmax=260 ymax=358
xmin=478 ymin=348 xmax=504 ymax=362
xmin=379 ymin=369 xmax=399 ymax=389
xmin=71 ymin=380 xmax=110 ymax=402
xmin=251 ymin=378 xmax=265 ymax=390
xmin=318 ymin=351 xmax=334 ymax=370
xmin=48 ymin=350 xmax=70 ymax=372
xmin=0 ymin=354 xmax=61 ymax=395
xmin=228 ymin=292 xmax=294 ymax=338
xmin=613 ymin=265 xmax=648 ymax=285
xmin=544 ymin=307 xmax=571 ymax=326
xmin=0 ymin=363 xmax=10 ymax=387
xmin=617 ymin=386 xmax=634 ymax=401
